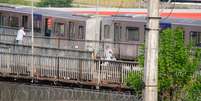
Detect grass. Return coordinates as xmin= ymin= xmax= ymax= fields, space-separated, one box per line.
xmin=73 ymin=0 xmax=142 ymax=8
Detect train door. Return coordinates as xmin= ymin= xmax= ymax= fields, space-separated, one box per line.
xmin=45 ymin=18 xmax=53 ymax=36
xmin=22 ymin=15 xmax=28 ymax=29
xmin=101 ymin=19 xmax=116 ymax=59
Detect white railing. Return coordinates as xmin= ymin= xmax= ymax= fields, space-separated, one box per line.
xmin=0 ymin=52 xmax=141 ymax=87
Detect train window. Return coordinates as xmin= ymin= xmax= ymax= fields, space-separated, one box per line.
xmin=114 ymin=23 xmax=122 ymax=42
xmin=55 ymin=22 xmax=65 ymax=36
xmin=104 ymin=25 xmax=110 ymax=39
xmin=0 ymin=14 xmax=5 ymax=26
xmin=45 ymin=18 xmax=53 ymax=36
xmin=22 ymin=16 xmax=28 ymax=29
xmin=78 ymin=26 xmax=84 ymax=40
xmin=190 ymin=31 xmax=201 ymax=47
xmin=9 ymin=16 xmax=19 ymax=27
xmin=34 ymin=14 xmax=42 ymax=32
xmin=69 ymin=22 xmax=75 ymax=39
xmin=126 ymin=27 xmax=139 ymax=41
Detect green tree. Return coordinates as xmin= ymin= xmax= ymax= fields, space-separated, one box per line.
xmin=158 ymin=28 xmax=201 ymax=100
xmin=0 ymin=0 xmax=30 ymax=5
xmin=126 ymin=28 xmax=201 ymax=101
xmin=37 ymin=0 xmax=72 ymax=7
xmin=183 ymin=74 xmax=201 ymax=101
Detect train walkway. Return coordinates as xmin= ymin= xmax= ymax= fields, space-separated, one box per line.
xmin=0 ymin=27 xmax=142 ymax=90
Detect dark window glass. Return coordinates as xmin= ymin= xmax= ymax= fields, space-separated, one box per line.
xmin=190 ymin=31 xmax=201 ymax=47
xmin=104 ymin=25 xmax=110 ymax=39
xmin=126 ymin=27 xmax=139 ymax=41
xmin=0 ymin=14 xmax=5 ymax=26
xmin=34 ymin=14 xmax=42 ymax=32
xmin=9 ymin=16 xmax=19 ymax=27
xmin=55 ymin=22 xmax=65 ymax=36
xmin=114 ymin=23 xmax=122 ymax=42
xmin=78 ymin=26 xmax=84 ymax=40
xmin=69 ymin=22 xmax=75 ymax=39
xmin=22 ymin=16 xmax=28 ymax=29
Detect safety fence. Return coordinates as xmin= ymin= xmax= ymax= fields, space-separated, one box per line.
xmin=0 ymin=42 xmax=93 ymax=58
xmin=0 ymin=52 xmax=141 ymax=87
xmin=0 ymin=26 xmax=36 ymax=36
xmin=0 ymin=32 xmax=141 ymax=60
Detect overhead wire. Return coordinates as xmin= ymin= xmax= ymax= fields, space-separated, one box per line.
xmin=115 ymin=0 xmax=124 ymax=15
xmin=160 ymin=0 xmax=176 ymax=21
xmin=111 ymin=0 xmax=124 ymax=21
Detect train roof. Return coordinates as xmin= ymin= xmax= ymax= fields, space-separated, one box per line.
xmin=47 ymin=8 xmax=201 ymax=20
xmin=0 ymin=4 xmax=200 ymax=25
xmin=106 ymin=14 xmax=201 ymax=26
xmin=0 ymin=5 xmax=92 ymax=21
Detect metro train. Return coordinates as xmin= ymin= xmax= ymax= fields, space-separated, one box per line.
xmin=0 ymin=5 xmax=201 ymax=60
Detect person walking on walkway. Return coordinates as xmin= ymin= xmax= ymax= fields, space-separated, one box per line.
xmin=16 ymin=27 xmax=26 ymax=44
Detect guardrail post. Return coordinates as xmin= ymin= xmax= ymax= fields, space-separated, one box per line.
xmin=96 ymin=60 xmax=101 ymax=89
xmin=120 ymin=63 xmax=123 ymax=85
xmin=57 ymin=56 xmax=60 ymax=80
xmin=7 ymin=48 xmax=11 ymax=73
xmin=79 ymin=59 xmax=83 ymax=81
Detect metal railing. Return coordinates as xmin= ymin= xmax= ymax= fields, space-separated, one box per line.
xmin=0 ymin=26 xmax=32 ymax=35
xmin=0 ymin=52 xmax=141 ymax=87
xmin=0 ymin=33 xmax=141 ymax=60
xmin=0 ymin=42 xmax=93 ymax=58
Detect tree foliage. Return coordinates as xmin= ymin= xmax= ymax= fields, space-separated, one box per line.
xmin=183 ymin=74 xmax=201 ymax=101
xmin=126 ymin=28 xmax=201 ymax=101
xmin=0 ymin=0 xmax=30 ymax=5
xmin=158 ymin=28 xmax=201 ymax=100
xmin=126 ymin=71 xmax=143 ymax=95
xmin=37 ymin=0 xmax=72 ymax=7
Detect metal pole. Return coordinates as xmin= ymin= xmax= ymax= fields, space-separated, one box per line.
xmin=95 ymin=0 xmax=99 ymax=41
xmin=31 ymin=0 xmax=34 ymax=78
xmin=144 ymin=0 xmax=160 ymax=101
xmin=96 ymin=0 xmax=100 ymax=90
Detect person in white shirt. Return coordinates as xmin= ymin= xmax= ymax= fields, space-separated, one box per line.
xmin=105 ymin=46 xmax=116 ymax=61
xmin=16 ymin=27 xmax=26 ymax=44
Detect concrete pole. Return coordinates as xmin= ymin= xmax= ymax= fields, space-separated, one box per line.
xmin=144 ymin=0 xmax=160 ymax=101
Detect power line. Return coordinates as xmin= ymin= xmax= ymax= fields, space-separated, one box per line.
xmin=160 ymin=0 xmax=176 ymax=21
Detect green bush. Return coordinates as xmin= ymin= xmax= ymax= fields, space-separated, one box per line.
xmin=37 ymin=0 xmax=72 ymax=7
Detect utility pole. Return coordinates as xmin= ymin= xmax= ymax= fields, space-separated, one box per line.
xmin=144 ymin=0 xmax=160 ymax=101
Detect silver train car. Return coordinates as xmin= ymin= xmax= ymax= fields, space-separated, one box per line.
xmin=100 ymin=14 xmax=201 ymax=59
xmin=0 ymin=5 xmax=201 ymax=61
